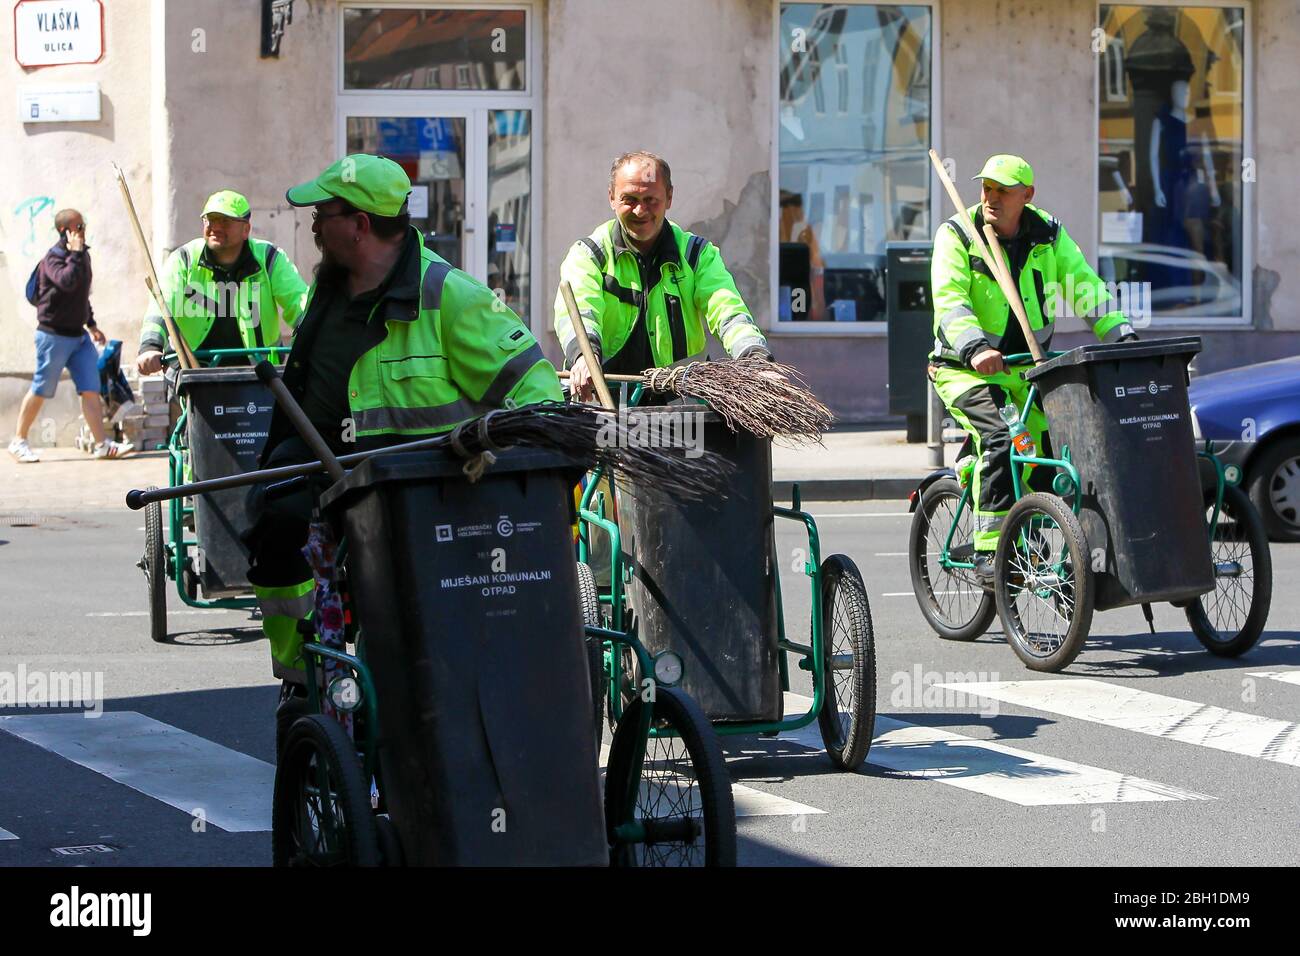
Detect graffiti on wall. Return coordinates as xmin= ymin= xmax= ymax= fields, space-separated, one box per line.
xmin=13 ymin=196 xmax=56 ymax=257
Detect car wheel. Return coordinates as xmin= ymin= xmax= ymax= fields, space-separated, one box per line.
xmin=1246 ymin=437 xmax=1300 ymax=543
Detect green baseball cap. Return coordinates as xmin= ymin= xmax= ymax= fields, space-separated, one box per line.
xmin=202 ymin=190 xmax=251 ymax=220
xmin=972 ymin=154 xmax=1034 ymax=188
xmin=286 ymin=154 xmax=411 ymax=217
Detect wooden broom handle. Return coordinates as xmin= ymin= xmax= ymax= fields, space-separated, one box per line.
xmin=112 ymin=163 xmax=198 ymax=370
xmin=560 ymin=281 xmax=616 ymax=410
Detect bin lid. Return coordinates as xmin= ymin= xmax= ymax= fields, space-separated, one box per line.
xmin=320 ymin=446 xmax=585 ymax=513
xmin=176 ymin=365 xmax=282 ymax=392
xmin=1025 ymin=336 xmax=1202 ymax=382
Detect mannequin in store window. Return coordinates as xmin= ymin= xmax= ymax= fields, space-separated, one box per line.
xmin=1147 ymin=78 xmax=1221 ymax=301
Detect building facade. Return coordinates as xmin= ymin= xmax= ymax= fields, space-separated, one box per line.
xmin=3 ymin=0 xmax=1297 ymax=431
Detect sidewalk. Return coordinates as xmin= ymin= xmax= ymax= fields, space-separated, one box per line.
xmin=0 ymin=447 xmax=167 ymax=515
xmin=772 ymin=427 xmax=946 ymax=501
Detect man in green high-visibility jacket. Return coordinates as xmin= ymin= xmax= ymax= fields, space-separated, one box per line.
xmin=930 ymin=154 xmax=1139 ymax=579
xmin=245 ymin=155 xmax=560 ymax=704
xmin=136 ymin=190 xmax=307 ymax=372
xmin=556 ymin=150 xmax=769 ymax=400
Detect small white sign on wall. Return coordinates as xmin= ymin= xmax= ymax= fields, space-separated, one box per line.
xmin=14 ymin=0 xmax=105 ymax=68
xmin=18 ymin=82 xmax=101 ymax=123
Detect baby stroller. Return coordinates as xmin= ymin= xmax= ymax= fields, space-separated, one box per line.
xmin=75 ymin=339 xmax=139 ymax=451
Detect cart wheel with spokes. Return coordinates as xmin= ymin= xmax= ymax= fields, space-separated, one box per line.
xmin=576 ymin=561 xmax=606 ymax=749
xmin=603 ymin=685 xmax=736 ymax=867
xmin=272 ymin=714 xmax=380 ymax=867
xmin=909 ymin=477 xmax=997 ymax=641
xmin=141 ymin=487 xmax=168 ymax=644
xmin=816 ymin=554 xmax=875 ymax=770
xmin=1186 ymin=483 xmax=1272 ymax=656
xmin=993 ymin=493 xmax=1094 ymax=672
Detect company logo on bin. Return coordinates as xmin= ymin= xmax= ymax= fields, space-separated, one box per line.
xmin=247 ymin=401 xmax=258 ymax=415
xmin=496 ymin=516 xmax=514 ymax=537
xmin=1114 ymin=387 xmax=1125 ymax=398
xmin=435 ymin=524 xmax=453 ymax=542
xmin=1148 ymin=381 xmax=1159 ymax=395
xmin=214 ymin=405 xmax=224 ymax=416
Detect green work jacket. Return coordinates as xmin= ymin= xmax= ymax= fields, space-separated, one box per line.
xmin=930 ymin=204 xmax=1135 ymax=367
xmin=141 ymin=237 xmax=307 ymax=358
xmin=554 ymin=219 xmax=767 ymax=372
xmin=265 ymin=228 xmax=561 ymax=455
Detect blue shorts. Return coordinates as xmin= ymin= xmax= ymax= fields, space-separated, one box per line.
xmin=32 ymin=329 xmax=99 ymax=399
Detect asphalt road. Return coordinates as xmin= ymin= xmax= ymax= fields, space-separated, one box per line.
xmin=1 ymin=502 xmax=1297 ymax=867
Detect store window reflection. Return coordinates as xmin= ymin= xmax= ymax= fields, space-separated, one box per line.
xmin=1097 ymin=5 xmax=1245 ymax=321
xmin=343 ymin=7 xmax=526 ymax=91
xmin=347 ymin=116 xmax=468 ymax=270
xmin=778 ymin=3 xmax=932 ymax=323
xmin=488 ymin=110 xmax=531 ymax=322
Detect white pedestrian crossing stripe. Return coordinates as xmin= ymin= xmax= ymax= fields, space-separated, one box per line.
xmin=1248 ymin=671 xmax=1300 ymax=688
xmin=939 ymin=679 xmax=1300 ymax=767
xmin=0 ymin=711 xmax=821 ymax=832
xmin=781 ymin=694 xmax=1208 ymax=806
xmin=0 ymin=712 xmax=274 ymax=832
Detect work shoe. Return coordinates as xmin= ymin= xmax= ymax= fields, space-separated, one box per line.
xmin=973 ymin=553 xmax=996 ymax=583
xmin=7 ymin=438 xmax=39 ymax=463
xmin=93 ymin=439 xmax=134 ymax=459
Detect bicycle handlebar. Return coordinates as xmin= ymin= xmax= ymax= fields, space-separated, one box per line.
xmin=1001 ymin=350 xmax=1066 ymax=364
xmin=160 ymin=347 xmax=286 ymax=368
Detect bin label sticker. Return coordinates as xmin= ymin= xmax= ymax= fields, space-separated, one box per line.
xmin=439 ymin=567 xmax=554 ymax=598
xmin=435 ymin=516 xmax=543 ymax=542
xmin=1118 ymin=412 xmax=1181 ymax=432
xmin=1114 ymin=382 xmax=1173 ymax=398
xmin=213 ymin=430 xmax=268 ymax=447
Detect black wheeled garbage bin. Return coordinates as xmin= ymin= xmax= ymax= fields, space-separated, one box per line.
xmin=1024 ymin=336 xmax=1214 ymax=611
xmin=319 ymin=447 xmax=607 ymax=867
xmin=176 ymin=367 xmax=276 ymax=598
xmin=616 ymin=406 xmax=782 ymax=723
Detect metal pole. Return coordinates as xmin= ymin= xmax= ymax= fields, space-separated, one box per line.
xmin=927 ymin=381 xmax=944 ymax=468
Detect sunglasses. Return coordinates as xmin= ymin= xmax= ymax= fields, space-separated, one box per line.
xmin=312 ymin=208 xmax=356 ymax=223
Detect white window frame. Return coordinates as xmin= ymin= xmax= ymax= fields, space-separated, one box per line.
xmin=768 ymin=0 xmax=941 ymax=337
xmin=1093 ymin=0 xmax=1253 ymax=330
xmin=336 ymin=1 xmax=544 ymax=332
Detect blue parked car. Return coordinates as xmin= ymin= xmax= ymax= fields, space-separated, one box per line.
xmin=1190 ymin=355 xmax=1300 ymax=541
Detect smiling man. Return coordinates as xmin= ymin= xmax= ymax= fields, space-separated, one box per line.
xmin=136 ymin=190 xmax=307 ymax=373
xmin=556 ymin=151 xmax=769 ymax=400
xmin=929 ymin=154 xmax=1140 ymax=576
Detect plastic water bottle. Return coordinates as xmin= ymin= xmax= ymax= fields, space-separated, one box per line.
xmin=999 ymin=404 xmax=1036 ymax=457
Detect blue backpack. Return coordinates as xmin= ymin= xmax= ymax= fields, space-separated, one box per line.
xmin=24 ymin=261 xmax=41 ymax=306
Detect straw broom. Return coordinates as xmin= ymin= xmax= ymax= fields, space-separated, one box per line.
xmin=560 ymin=357 xmax=834 ymax=442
